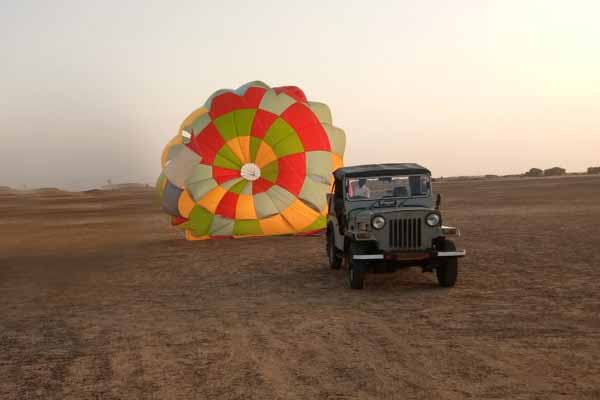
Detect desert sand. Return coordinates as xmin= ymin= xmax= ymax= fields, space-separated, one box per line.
xmin=1 ymin=176 xmax=599 ymax=399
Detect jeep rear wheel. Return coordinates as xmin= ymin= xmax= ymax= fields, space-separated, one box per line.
xmin=436 ymin=239 xmax=458 ymax=287
xmin=345 ymin=241 xmax=369 ymax=289
xmin=326 ymin=226 xmax=342 ymax=270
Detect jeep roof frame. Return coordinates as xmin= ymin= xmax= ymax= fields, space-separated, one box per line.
xmin=333 ymin=163 xmax=431 ymax=183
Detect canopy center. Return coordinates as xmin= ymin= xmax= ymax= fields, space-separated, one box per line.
xmin=241 ymin=163 xmax=261 ymax=181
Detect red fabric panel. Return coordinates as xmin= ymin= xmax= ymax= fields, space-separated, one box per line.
xmin=276 ymin=153 xmax=306 ymax=196
xmin=171 ymin=216 xmax=189 ymax=226
xmin=273 ymin=86 xmax=307 ymax=103
xmin=298 ymin=228 xmax=326 ymax=236
xmin=215 ymin=191 xmax=238 ymax=219
xmin=250 ymin=109 xmax=278 ymax=138
xmin=209 ymin=87 xmax=267 ymax=118
xmin=186 ymin=123 xmax=224 ymax=164
xmin=281 ymin=103 xmax=330 ymax=151
xmin=212 ymin=167 xmax=241 ymax=184
xmin=242 ymin=86 xmax=267 ymax=108
xmin=252 ymin=178 xmax=274 ymax=195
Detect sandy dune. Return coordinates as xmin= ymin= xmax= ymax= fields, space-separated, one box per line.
xmin=1 ymin=176 xmax=599 ymax=399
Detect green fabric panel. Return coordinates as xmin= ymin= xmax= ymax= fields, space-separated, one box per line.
xmin=209 ymin=215 xmax=235 ymax=236
xmin=263 ymin=118 xmax=296 ymax=148
xmin=261 ymin=160 xmax=279 ymax=183
xmin=228 ymin=179 xmax=247 ymax=194
xmin=299 ymin=177 xmax=330 ymax=211
xmin=253 ymin=192 xmax=280 ymax=218
xmin=259 ymin=90 xmax=296 ymax=115
xmin=266 ymin=185 xmax=296 ymax=212
xmin=220 ymin=177 xmax=243 ymax=191
xmin=234 ymin=219 xmax=262 ymax=235
xmin=272 ymin=133 xmax=304 ymax=158
xmin=306 ymin=151 xmax=333 ymax=184
xmin=307 ymin=102 xmax=332 ymax=124
xmin=186 ymin=178 xmax=217 ymax=202
xmin=233 ymin=109 xmax=256 ymax=136
xmin=186 ymin=113 xmax=211 ymax=135
xmin=324 ymin=125 xmax=346 ymax=157
xmin=186 ymin=164 xmax=213 ymax=184
xmin=249 ymin=136 xmax=262 ymax=162
xmin=302 ymin=215 xmax=327 ymax=232
xmin=213 ymin=112 xmax=237 ymax=141
xmin=241 ymin=181 xmax=252 ymax=196
xmin=213 ymin=146 xmax=242 ymax=169
xmin=182 ymin=206 xmax=214 ymax=236
xmin=156 ymin=173 xmax=167 ymax=200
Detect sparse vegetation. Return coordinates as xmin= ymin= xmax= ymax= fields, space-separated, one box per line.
xmin=588 ymin=166 xmax=600 ymax=174
xmin=544 ymin=167 xmax=566 ymax=177
xmin=524 ymin=168 xmax=544 ymax=177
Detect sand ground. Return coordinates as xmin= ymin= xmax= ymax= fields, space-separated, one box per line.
xmin=1 ymin=176 xmax=599 ymax=399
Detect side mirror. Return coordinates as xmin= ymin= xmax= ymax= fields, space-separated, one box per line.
xmin=435 ymin=193 xmax=442 ymax=209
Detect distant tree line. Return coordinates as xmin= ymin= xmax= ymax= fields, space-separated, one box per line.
xmin=523 ymin=167 xmax=566 ymax=177
xmin=524 ymin=165 xmax=600 ymax=177
xmin=588 ymin=166 xmax=600 ymax=174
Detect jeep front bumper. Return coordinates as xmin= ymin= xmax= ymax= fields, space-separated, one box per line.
xmin=353 ymin=249 xmax=466 ymax=261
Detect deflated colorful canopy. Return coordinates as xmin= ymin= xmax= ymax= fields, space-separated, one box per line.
xmin=157 ymin=81 xmax=346 ymax=240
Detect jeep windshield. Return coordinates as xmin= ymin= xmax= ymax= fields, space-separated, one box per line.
xmin=346 ymin=175 xmax=431 ymax=200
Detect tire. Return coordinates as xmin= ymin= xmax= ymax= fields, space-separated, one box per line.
xmin=326 ymin=226 xmax=342 ymax=270
xmin=436 ymin=239 xmax=458 ymax=287
xmin=345 ymin=241 xmax=369 ymax=289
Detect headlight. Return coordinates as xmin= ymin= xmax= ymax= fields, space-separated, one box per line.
xmin=372 ymin=216 xmax=386 ymax=229
xmin=426 ymin=213 xmax=441 ymax=227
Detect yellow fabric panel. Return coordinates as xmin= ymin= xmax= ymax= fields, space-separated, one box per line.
xmin=185 ymin=230 xmax=210 ymax=241
xmin=236 ymin=194 xmax=257 ymax=220
xmin=226 ymin=137 xmax=251 ymax=164
xmin=178 ymin=190 xmax=195 ymax=218
xmin=255 ymin=142 xmax=277 ymax=168
xmin=330 ymin=153 xmax=344 ymax=192
xmin=281 ymin=199 xmax=320 ymax=231
xmin=320 ymin=202 xmax=329 ymax=216
xmin=258 ymin=214 xmax=295 ymax=235
xmin=198 ymin=186 xmax=228 ymax=213
xmin=161 ymin=134 xmax=184 ymax=167
xmin=180 ymin=107 xmax=208 ymax=132
xmin=237 ymin=136 xmax=251 ymax=163
xmin=331 ymin=153 xmax=343 ymax=171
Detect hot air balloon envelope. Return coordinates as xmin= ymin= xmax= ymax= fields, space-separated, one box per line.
xmin=157 ymin=81 xmax=346 ymax=240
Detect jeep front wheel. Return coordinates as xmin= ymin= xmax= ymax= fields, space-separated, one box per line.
xmin=436 ymin=239 xmax=458 ymax=287
xmin=344 ymin=241 xmax=368 ymax=289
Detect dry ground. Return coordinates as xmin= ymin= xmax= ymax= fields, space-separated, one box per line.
xmin=1 ymin=176 xmax=599 ymax=399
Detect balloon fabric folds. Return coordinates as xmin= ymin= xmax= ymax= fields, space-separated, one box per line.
xmin=157 ymin=81 xmax=346 ymax=240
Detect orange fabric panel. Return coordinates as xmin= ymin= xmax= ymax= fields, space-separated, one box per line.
xmin=235 ymin=194 xmax=257 ymax=219
xmin=281 ymin=199 xmax=320 ymax=231
xmin=180 ymin=107 xmax=208 ymax=131
xmin=185 ymin=230 xmax=210 ymax=241
xmin=198 ymin=186 xmax=228 ymax=214
xmin=255 ymin=142 xmax=277 ymax=168
xmin=161 ymin=134 xmax=184 ymax=167
xmin=258 ymin=214 xmax=295 ymax=235
xmin=178 ymin=190 xmax=196 ymax=218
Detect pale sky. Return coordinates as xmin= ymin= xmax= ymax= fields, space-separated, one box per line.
xmin=1 ymin=0 xmax=599 ymax=189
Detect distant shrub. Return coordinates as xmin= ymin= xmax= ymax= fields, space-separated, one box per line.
xmin=544 ymin=167 xmax=566 ymax=176
xmin=587 ymin=167 xmax=600 ymax=174
xmin=524 ymin=168 xmax=543 ymax=177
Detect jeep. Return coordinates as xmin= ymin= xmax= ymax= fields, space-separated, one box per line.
xmin=326 ymin=163 xmax=466 ymax=289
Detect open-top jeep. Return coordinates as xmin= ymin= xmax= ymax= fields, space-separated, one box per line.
xmin=326 ymin=163 xmax=466 ymax=289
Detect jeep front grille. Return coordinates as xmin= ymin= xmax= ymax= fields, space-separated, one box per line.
xmin=388 ymin=218 xmax=422 ymax=249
